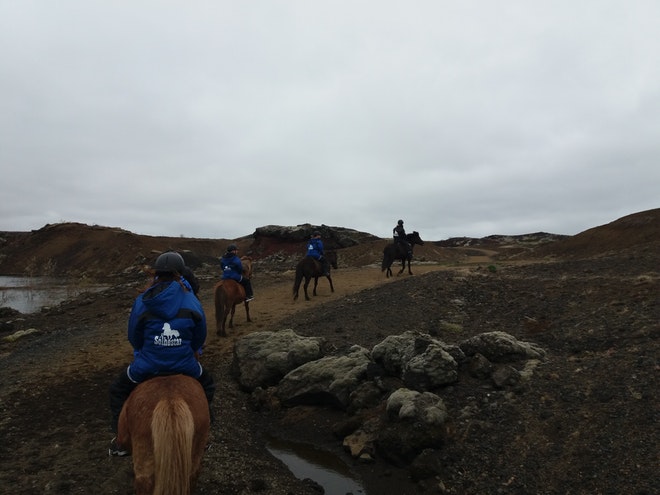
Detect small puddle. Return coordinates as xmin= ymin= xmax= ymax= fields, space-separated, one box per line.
xmin=266 ymin=436 xmax=366 ymax=495
xmin=0 ymin=276 xmax=108 ymax=314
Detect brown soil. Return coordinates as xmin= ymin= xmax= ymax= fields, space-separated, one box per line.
xmin=0 ymin=210 xmax=658 ymax=494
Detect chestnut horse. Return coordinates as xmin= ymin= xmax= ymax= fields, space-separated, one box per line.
xmin=381 ymin=231 xmax=424 ymax=277
xmin=214 ymin=256 xmax=252 ymax=336
xmin=117 ymin=375 xmax=210 ymax=495
xmin=293 ymin=250 xmax=338 ymax=301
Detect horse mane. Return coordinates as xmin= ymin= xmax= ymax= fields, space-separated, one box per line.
xmin=152 ymin=398 xmax=195 ymax=495
xmin=240 ymin=256 xmax=253 ymax=278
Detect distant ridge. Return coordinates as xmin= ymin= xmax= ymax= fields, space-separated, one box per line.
xmin=529 ymin=208 xmax=660 ymax=259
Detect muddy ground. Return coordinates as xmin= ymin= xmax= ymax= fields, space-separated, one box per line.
xmin=0 ymin=214 xmax=658 ymax=494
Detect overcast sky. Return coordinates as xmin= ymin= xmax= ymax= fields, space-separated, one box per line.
xmin=1 ymin=1 xmax=658 ymax=241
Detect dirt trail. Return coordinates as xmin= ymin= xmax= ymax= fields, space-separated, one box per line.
xmin=200 ymin=264 xmax=450 ymax=355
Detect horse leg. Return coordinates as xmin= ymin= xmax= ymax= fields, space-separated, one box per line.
xmin=244 ymin=301 xmax=251 ymax=322
xmin=217 ymin=304 xmax=229 ymax=338
xmin=219 ymin=309 xmax=228 ymax=337
xmin=228 ymin=303 xmax=237 ymax=328
xmin=312 ymin=276 xmax=319 ymax=296
xmin=327 ymin=274 xmax=334 ymax=293
xmin=303 ymin=276 xmax=311 ymax=301
xmin=132 ymin=445 xmax=155 ymax=495
xmin=293 ymin=269 xmax=303 ymax=300
xmin=214 ymin=286 xmax=223 ymax=336
xmin=384 ymin=261 xmax=393 ymax=278
xmin=397 ymin=259 xmax=406 ymax=276
xmin=407 ymin=258 xmax=413 ymax=275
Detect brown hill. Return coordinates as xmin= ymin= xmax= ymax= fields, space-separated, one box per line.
xmin=527 ymin=207 xmax=660 ymax=259
xmin=1 ymin=209 xmax=658 ymax=279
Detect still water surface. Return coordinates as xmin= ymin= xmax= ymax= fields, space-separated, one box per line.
xmin=266 ymin=436 xmax=365 ymax=495
xmin=0 ymin=276 xmax=107 ymax=314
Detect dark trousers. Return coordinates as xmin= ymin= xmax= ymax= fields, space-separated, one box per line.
xmin=240 ymin=277 xmax=253 ymax=298
xmin=108 ymin=367 xmax=216 ymax=433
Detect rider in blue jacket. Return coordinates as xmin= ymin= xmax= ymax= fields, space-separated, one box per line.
xmin=108 ymin=251 xmax=215 ymax=456
xmin=220 ymin=244 xmax=254 ymax=301
xmin=307 ymin=231 xmax=330 ymax=276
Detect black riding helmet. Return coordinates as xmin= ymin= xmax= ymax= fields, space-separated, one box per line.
xmin=226 ymin=244 xmax=238 ymax=253
xmin=154 ymin=251 xmax=185 ymax=274
xmin=398 ymin=219 xmax=404 ymax=225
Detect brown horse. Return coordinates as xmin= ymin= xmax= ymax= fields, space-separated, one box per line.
xmin=117 ymin=375 xmax=210 ymax=495
xmin=293 ymin=250 xmax=338 ymax=301
xmin=214 ymin=256 xmax=252 ymax=336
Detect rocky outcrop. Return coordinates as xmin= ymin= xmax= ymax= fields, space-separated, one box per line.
xmin=253 ymin=224 xmax=380 ymax=249
xmin=276 ymin=345 xmax=371 ymax=408
xmin=459 ymin=330 xmax=546 ymax=362
xmin=231 ymin=329 xmax=325 ymax=390
xmin=372 ymin=331 xmax=462 ymax=390
xmin=233 ymin=329 xmax=546 ymax=471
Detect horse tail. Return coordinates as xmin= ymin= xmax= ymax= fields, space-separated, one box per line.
xmin=214 ymin=282 xmax=229 ymax=333
xmin=293 ymin=264 xmax=304 ymax=299
xmin=152 ymin=398 xmax=195 ymax=495
xmin=381 ymin=247 xmax=390 ymax=271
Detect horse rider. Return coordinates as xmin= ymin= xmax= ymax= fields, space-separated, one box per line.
xmin=108 ymin=251 xmax=215 ymax=456
xmin=220 ymin=244 xmax=254 ymax=301
xmin=307 ymin=231 xmax=330 ymax=276
xmin=393 ymin=219 xmax=412 ymax=259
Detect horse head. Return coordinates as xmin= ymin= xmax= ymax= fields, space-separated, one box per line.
xmin=240 ymin=256 xmax=253 ymax=278
xmin=409 ymin=231 xmax=424 ymax=246
xmin=326 ymin=250 xmax=338 ymax=269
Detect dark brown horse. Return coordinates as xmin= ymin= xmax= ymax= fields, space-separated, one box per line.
xmin=117 ymin=375 xmax=210 ymax=495
xmin=293 ymin=250 xmax=338 ymax=301
xmin=214 ymin=256 xmax=252 ymax=337
xmin=381 ymin=231 xmax=424 ymax=277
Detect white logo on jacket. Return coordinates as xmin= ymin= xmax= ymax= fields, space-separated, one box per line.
xmin=154 ymin=322 xmax=183 ymax=347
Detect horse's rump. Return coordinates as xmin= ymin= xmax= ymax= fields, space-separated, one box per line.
xmin=118 ymin=375 xmax=210 ymax=495
xmin=214 ymin=279 xmax=246 ymax=301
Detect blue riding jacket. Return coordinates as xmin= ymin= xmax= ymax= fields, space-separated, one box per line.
xmin=307 ymin=238 xmax=324 ymax=260
xmin=221 ymin=253 xmax=244 ymax=281
xmin=126 ymin=279 xmax=207 ymax=383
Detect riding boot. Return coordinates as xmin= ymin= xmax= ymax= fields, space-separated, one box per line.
xmin=108 ymin=369 xmax=138 ymax=433
xmin=197 ymin=368 xmax=216 ymax=423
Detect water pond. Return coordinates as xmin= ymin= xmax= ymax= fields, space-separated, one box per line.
xmin=0 ymin=276 xmax=108 ymax=314
xmin=266 ymin=436 xmax=365 ymax=495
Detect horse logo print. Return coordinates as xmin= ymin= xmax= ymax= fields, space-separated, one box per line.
xmin=154 ymin=322 xmax=183 ymax=347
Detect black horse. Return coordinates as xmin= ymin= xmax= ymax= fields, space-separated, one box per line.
xmin=381 ymin=231 xmax=424 ymax=278
xmin=293 ymin=250 xmax=338 ymax=301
